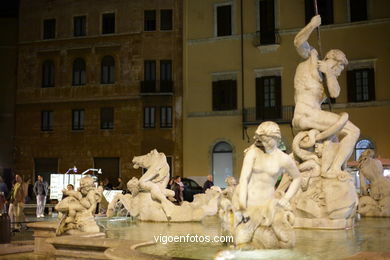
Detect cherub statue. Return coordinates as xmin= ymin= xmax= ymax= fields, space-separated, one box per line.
xmin=55 ymin=176 xmax=103 ymax=235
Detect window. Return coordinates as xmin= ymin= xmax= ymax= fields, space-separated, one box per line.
xmin=41 ymin=111 xmax=53 ymax=131
xmin=42 ymin=60 xmax=55 ymax=88
xmin=212 ymin=80 xmax=237 ymax=111
xmin=305 ymin=0 xmax=333 ymax=25
xmin=347 ymin=68 xmax=375 ymax=102
xmin=72 ymin=109 xmax=84 ymax=130
xmin=43 ymin=19 xmax=56 ymax=39
xmin=160 ymin=9 xmax=173 ymax=30
xmin=144 ymin=107 xmax=155 ymax=128
xmin=101 ymin=56 xmax=115 ymax=84
xmin=259 ymin=0 xmax=276 ymax=45
xmin=141 ymin=60 xmax=156 ymax=92
xmin=160 ymin=106 xmax=172 ymax=128
xmin=212 ymin=142 xmax=233 ymax=188
xmin=144 ymin=10 xmax=156 ymax=31
xmin=144 ymin=60 xmax=156 ymax=80
xmin=102 ymin=13 xmax=115 ymax=34
xmin=100 ymin=107 xmax=114 ymax=129
xmin=72 ymin=58 xmax=86 ymax=86
xmin=74 ymin=16 xmax=86 ymax=36
xmin=160 ymin=60 xmax=172 ymax=81
xmin=216 ymin=5 xmax=232 ymax=36
xmin=350 ymin=0 xmax=367 ymax=22
xmin=256 ymin=76 xmax=281 ymax=120
xmin=355 ymin=139 xmax=374 ymax=160
xmin=160 ymin=60 xmax=172 ymax=92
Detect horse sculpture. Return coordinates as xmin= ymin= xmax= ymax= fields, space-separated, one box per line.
xmin=107 ymin=149 xmax=221 ymax=222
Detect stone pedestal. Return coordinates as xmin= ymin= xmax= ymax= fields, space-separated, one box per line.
xmin=46 ymin=234 xmax=146 ymax=260
xmin=27 ymin=221 xmax=58 ymax=257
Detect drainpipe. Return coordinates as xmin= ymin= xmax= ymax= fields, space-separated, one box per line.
xmin=240 ymin=0 xmax=245 ymax=140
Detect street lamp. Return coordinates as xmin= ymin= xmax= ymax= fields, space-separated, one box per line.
xmin=81 ymin=168 xmax=102 ymax=175
xmin=64 ymin=166 xmax=78 ymax=174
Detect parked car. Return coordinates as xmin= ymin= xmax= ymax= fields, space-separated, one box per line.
xmin=182 ymin=178 xmax=203 ymax=202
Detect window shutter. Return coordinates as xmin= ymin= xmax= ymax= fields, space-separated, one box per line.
xmin=275 ymin=76 xmax=282 ymax=118
xmin=217 ymin=5 xmax=232 ymax=36
xmin=256 ymin=77 xmax=264 ymax=120
xmin=368 ymin=68 xmax=375 ymax=101
xmin=212 ymin=81 xmax=219 ymax=110
xmin=230 ymin=80 xmax=237 ymax=110
xmin=350 ymin=0 xmax=367 ymax=22
xmin=304 ymin=0 xmax=314 ymax=25
xmin=324 ymin=0 xmax=334 ymax=25
xmin=347 ymin=70 xmax=356 ymax=102
xmin=259 ymin=0 xmax=275 ymax=45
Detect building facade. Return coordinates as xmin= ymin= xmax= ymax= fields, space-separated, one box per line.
xmin=15 ymin=0 xmax=183 ymax=184
xmin=183 ymin=0 xmax=390 ymax=187
xmin=0 ymin=1 xmax=18 ymax=185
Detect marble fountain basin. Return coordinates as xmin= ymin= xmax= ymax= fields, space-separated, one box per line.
xmin=97 ymin=215 xmax=390 ymax=260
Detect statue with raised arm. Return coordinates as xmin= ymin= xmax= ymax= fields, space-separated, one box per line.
xmin=291 ymin=15 xmax=359 ymax=229
xmin=232 ymin=122 xmax=301 ymax=249
xmin=293 ymin=15 xmax=360 ymax=177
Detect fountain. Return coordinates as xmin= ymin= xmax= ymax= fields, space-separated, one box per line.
xmin=26 ymin=14 xmax=390 ymax=260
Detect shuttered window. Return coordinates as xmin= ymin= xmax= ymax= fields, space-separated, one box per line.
xmin=256 ymin=76 xmax=282 ymax=120
xmin=100 ymin=107 xmax=114 ymax=129
xmin=102 ymin=13 xmax=115 ymax=34
xmin=347 ymin=68 xmax=375 ymax=102
xmin=216 ymin=5 xmax=232 ymax=36
xmin=350 ymin=0 xmax=367 ymax=22
xmin=212 ymin=80 xmax=237 ymax=111
xmin=259 ymin=0 xmax=276 ymax=45
xmin=305 ymin=0 xmax=333 ymax=25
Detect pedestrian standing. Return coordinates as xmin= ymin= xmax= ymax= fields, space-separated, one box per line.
xmin=33 ymin=175 xmax=48 ymax=218
xmin=9 ymin=174 xmax=27 ymax=231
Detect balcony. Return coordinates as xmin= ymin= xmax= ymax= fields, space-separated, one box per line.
xmin=243 ymin=105 xmax=294 ymax=125
xmin=140 ymin=80 xmax=173 ymax=95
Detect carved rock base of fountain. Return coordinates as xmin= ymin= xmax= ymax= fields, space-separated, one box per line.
xmin=293 ymin=175 xmax=358 ymax=229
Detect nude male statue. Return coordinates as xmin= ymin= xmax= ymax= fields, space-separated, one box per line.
xmin=293 ymin=15 xmax=360 ymax=177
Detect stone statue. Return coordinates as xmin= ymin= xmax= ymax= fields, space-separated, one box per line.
xmin=231 ymin=121 xmax=301 ymax=249
xmin=358 ymin=149 xmax=390 ymax=217
xmin=291 ymin=15 xmax=359 ymax=229
xmin=107 ymin=149 xmax=221 ymax=222
xmin=218 ymin=176 xmax=237 ymax=231
xmin=132 ymin=149 xmax=176 ymax=218
xmin=55 ymin=176 xmax=103 ymax=235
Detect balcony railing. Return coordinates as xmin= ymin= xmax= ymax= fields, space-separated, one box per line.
xmin=253 ymin=29 xmax=280 ymax=47
xmin=140 ymin=80 xmax=173 ymax=94
xmin=243 ymin=105 xmax=294 ymax=125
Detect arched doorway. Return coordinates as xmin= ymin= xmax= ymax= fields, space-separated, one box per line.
xmin=212 ymin=141 xmax=233 ymax=188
